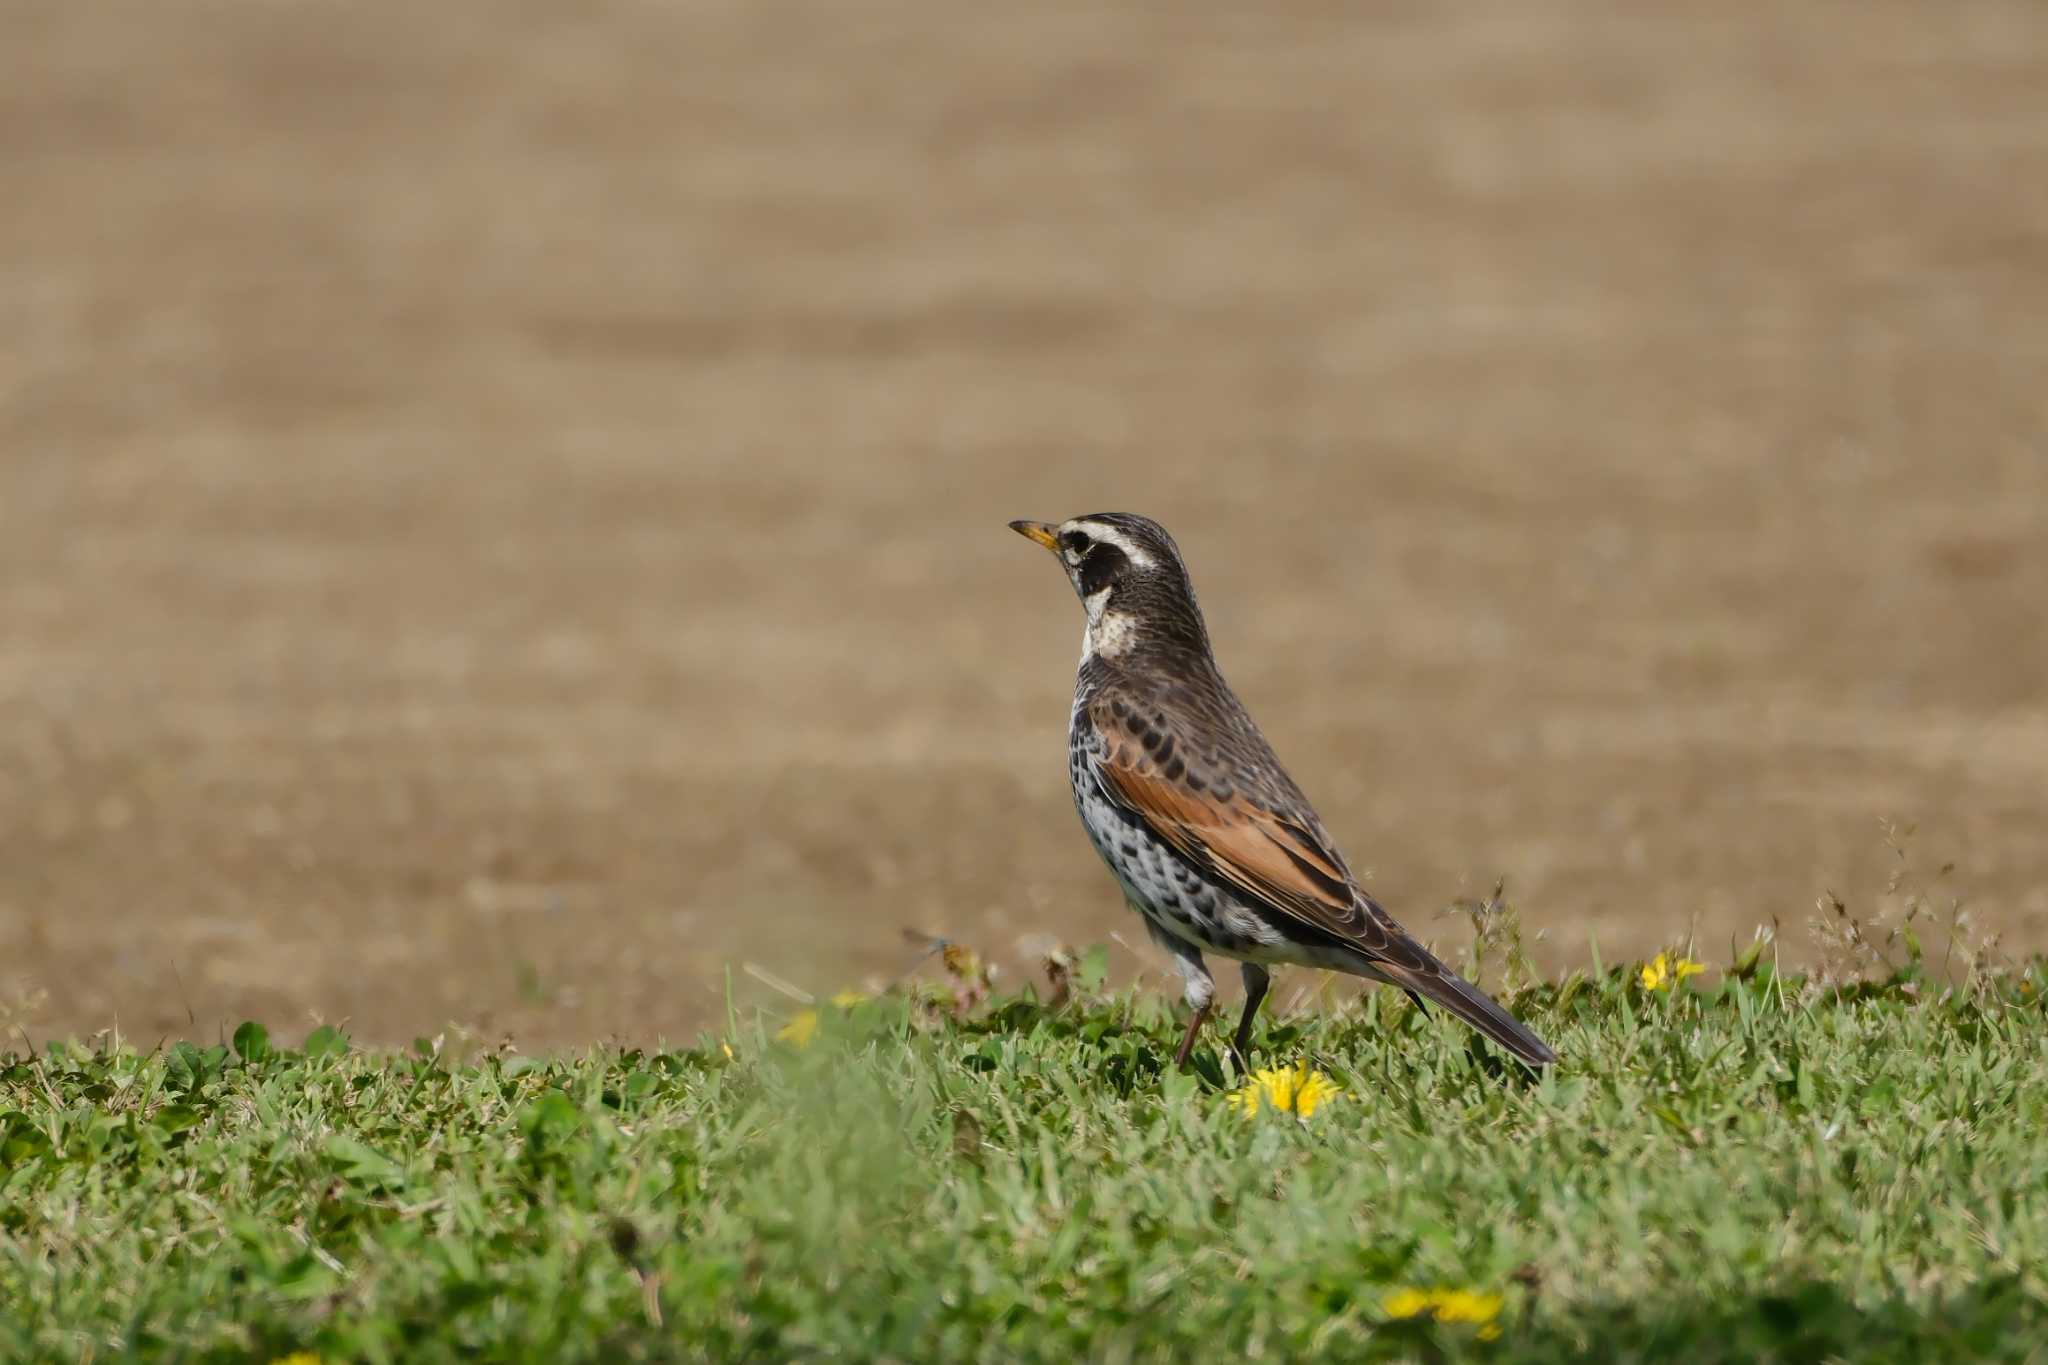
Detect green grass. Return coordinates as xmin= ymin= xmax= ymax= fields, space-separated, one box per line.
xmin=3 ymin=953 xmax=2046 ymax=1363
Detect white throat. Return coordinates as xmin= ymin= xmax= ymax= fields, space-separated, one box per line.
xmin=1081 ymin=587 xmax=1137 ymax=659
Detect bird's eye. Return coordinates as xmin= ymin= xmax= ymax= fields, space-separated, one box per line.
xmin=1059 ymin=531 xmax=1090 ymax=554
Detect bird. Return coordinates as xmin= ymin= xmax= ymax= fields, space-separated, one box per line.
xmin=1008 ymin=513 xmax=1557 ymax=1071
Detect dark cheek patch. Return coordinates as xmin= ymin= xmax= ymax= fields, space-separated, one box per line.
xmin=1079 ymin=544 xmax=1128 ymax=596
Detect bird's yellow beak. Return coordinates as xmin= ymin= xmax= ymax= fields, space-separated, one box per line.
xmin=1008 ymin=519 xmax=1060 ymax=552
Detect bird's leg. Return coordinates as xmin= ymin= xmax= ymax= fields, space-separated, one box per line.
xmin=1232 ymin=963 xmax=1271 ymax=1069
xmin=1163 ymin=943 xmax=1215 ymax=1071
xmin=1172 ymin=1001 xmax=1212 ymax=1071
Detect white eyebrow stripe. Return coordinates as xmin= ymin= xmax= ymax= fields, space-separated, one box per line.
xmin=1062 ymin=520 xmax=1156 ymax=569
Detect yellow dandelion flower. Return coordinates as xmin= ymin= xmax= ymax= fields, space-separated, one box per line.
xmin=1640 ymin=953 xmax=1706 ymax=991
xmin=720 ymin=1041 xmax=735 ymax=1062
xmin=775 ymin=1010 xmax=819 ymax=1048
xmin=269 ymin=1354 xmax=323 ymax=1365
xmin=1383 ymin=1286 xmax=1504 ymax=1337
xmin=829 ymin=989 xmax=868 ymax=1008
xmin=1434 ymin=1289 xmax=1505 ymax=1325
xmin=1382 ymin=1288 xmax=1433 ymax=1319
xmin=1226 ymin=1062 xmax=1343 ymax=1119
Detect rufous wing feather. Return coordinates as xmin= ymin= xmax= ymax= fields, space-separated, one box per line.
xmin=1089 ymin=706 xmax=1418 ymax=964
xmin=1089 ymin=700 xmax=1558 ymax=1067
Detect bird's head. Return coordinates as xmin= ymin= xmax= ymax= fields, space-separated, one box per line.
xmin=1008 ymin=513 xmax=1209 ymax=661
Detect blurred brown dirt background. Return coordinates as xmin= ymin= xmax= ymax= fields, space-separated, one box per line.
xmin=4 ymin=1 xmax=2046 ymax=1047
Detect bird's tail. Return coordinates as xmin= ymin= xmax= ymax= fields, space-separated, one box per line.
xmin=1375 ymin=955 xmax=1558 ymax=1068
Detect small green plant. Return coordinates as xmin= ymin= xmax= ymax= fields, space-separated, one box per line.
xmin=1447 ymin=876 xmax=1545 ymax=999
xmin=1810 ymin=820 xmax=2007 ymax=1000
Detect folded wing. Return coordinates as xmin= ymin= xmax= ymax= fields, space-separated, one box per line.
xmin=1090 ymin=698 xmax=1557 ymax=1066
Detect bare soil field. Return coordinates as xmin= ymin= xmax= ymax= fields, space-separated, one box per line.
xmin=3 ymin=0 xmax=2045 ymax=1046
